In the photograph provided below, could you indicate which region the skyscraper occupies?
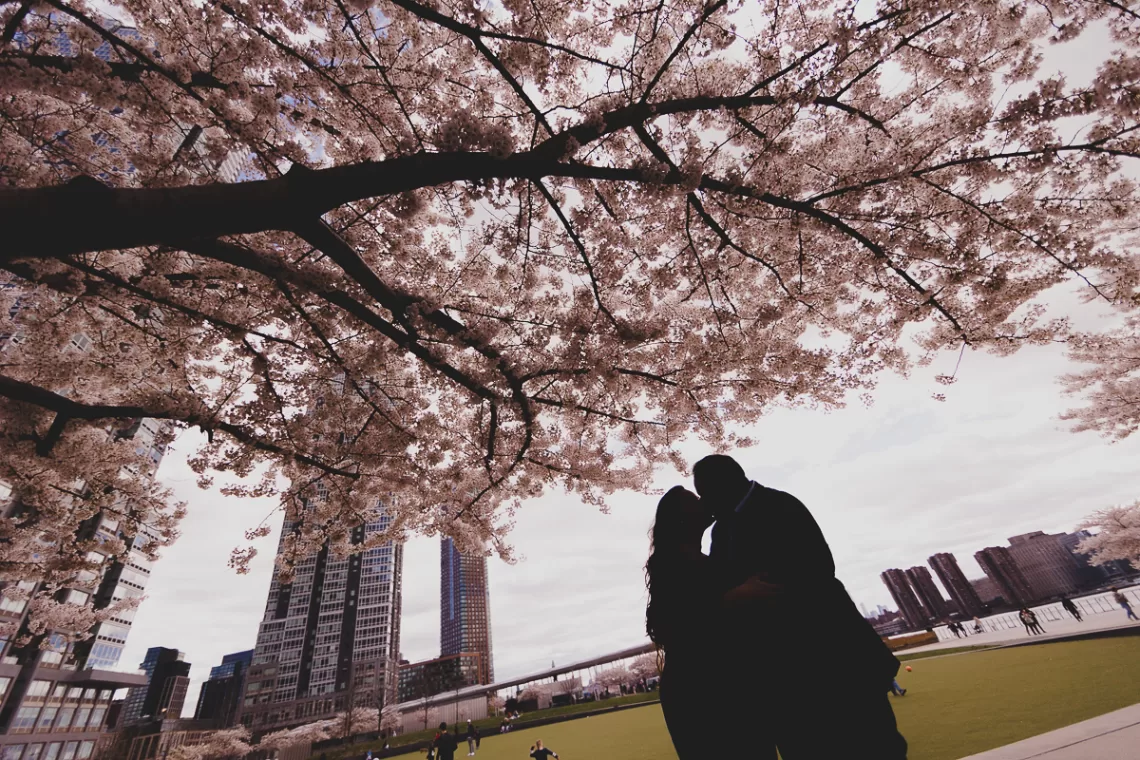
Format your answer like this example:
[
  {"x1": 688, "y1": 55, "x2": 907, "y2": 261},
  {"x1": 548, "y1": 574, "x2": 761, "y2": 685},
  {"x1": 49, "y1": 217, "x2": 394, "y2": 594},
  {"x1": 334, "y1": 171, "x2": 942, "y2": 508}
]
[
  {"x1": 1061, "y1": 531, "x2": 1136, "y2": 585},
  {"x1": 929, "y1": 553, "x2": 986, "y2": 619},
  {"x1": 239, "y1": 508, "x2": 403, "y2": 733},
  {"x1": 441, "y1": 538, "x2": 494, "y2": 684},
  {"x1": 905, "y1": 566, "x2": 949, "y2": 621},
  {"x1": 121, "y1": 648, "x2": 192, "y2": 725},
  {"x1": 975, "y1": 546, "x2": 1035, "y2": 606},
  {"x1": 1007, "y1": 532, "x2": 1083, "y2": 600},
  {"x1": 194, "y1": 650, "x2": 254, "y2": 728},
  {"x1": 880, "y1": 569, "x2": 929, "y2": 630}
]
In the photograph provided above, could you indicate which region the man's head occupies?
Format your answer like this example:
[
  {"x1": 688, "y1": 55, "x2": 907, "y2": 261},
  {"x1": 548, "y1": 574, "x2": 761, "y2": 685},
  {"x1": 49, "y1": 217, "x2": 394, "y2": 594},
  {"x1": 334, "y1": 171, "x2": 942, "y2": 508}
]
[
  {"x1": 692, "y1": 454, "x2": 750, "y2": 519},
  {"x1": 535, "y1": 739, "x2": 544, "y2": 748},
  {"x1": 439, "y1": 722, "x2": 448, "y2": 732}
]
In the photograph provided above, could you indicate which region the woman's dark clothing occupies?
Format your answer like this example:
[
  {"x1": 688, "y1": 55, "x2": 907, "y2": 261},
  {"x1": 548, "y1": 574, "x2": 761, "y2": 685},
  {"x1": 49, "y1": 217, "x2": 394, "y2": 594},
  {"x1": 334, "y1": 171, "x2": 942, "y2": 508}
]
[{"x1": 653, "y1": 552, "x2": 772, "y2": 759}]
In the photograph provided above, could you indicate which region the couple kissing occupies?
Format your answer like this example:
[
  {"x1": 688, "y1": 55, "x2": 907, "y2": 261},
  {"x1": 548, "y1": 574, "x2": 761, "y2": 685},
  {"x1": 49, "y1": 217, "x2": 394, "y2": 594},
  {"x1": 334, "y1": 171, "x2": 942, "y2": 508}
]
[{"x1": 645, "y1": 455, "x2": 908, "y2": 760}]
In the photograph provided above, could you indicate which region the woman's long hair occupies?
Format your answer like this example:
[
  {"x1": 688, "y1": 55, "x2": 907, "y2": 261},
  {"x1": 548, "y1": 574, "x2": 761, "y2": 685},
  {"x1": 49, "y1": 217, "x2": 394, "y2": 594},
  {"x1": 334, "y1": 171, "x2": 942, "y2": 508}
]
[{"x1": 645, "y1": 486, "x2": 697, "y2": 650}]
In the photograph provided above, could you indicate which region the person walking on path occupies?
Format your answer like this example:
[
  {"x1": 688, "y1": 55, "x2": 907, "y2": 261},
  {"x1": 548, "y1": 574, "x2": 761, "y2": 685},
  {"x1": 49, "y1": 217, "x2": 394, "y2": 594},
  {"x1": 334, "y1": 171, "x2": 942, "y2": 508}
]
[
  {"x1": 693, "y1": 454, "x2": 906, "y2": 760},
  {"x1": 1019, "y1": 608, "x2": 1036, "y2": 635},
  {"x1": 1112, "y1": 588, "x2": 1139, "y2": 621},
  {"x1": 1060, "y1": 596, "x2": 1083, "y2": 622},
  {"x1": 973, "y1": 617, "x2": 984, "y2": 634},
  {"x1": 889, "y1": 680, "x2": 907, "y2": 697},
  {"x1": 529, "y1": 740, "x2": 559, "y2": 759},
  {"x1": 465, "y1": 720, "x2": 480, "y2": 756}
]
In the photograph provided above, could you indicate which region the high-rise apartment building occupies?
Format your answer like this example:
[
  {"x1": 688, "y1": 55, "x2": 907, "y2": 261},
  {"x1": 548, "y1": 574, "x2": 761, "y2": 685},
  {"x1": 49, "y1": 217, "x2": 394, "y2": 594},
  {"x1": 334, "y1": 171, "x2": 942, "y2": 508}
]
[
  {"x1": 1006, "y1": 532, "x2": 1083, "y2": 600},
  {"x1": 121, "y1": 648, "x2": 191, "y2": 725},
  {"x1": 971, "y1": 576, "x2": 1004, "y2": 606},
  {"x1": 397, "y1": 653, "x2": 485, "y2": 704},
  {"x1": 0, "y1": 412, "x2": 168, "y2": 758},
  {"x1": 975, "y1": 546, "x2": 1035, "y2": 606},
  {"x1": 194, "y1": 650, "x2": 253, "y2": 728},
  {"x1": 441, "y1": 539, "x2": 494, "y2": 684},
  {"x1": 1061, "y1": 531, "x2": 1136, "y2": 586},
  {"x1": 880, "y1": 569, "x2": 929, "y2": 630},
  {"x1": 239, "y1": 507, "x2": 403, "y2": 733},
  {"x1": 929, "y1": 553, "x2": 986, "y2": 619},
  {"x1": 905, "y1": 566, "x2": 949, "y2": 621}
]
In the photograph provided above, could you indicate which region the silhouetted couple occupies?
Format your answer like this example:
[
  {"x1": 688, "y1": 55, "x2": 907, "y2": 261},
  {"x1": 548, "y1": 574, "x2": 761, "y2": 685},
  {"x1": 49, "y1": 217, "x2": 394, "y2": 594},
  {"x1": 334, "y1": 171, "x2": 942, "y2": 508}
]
[{"x1": 645, "y1": 455, "x2": 907, "y2": 759}]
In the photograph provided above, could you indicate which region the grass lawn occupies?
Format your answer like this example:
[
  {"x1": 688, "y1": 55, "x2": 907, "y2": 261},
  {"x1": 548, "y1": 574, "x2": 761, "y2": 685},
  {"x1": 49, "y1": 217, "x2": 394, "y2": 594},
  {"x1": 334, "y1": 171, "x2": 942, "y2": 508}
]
[{"x1": 376, "y1": 636, "x2": 1140, "y2": 760}]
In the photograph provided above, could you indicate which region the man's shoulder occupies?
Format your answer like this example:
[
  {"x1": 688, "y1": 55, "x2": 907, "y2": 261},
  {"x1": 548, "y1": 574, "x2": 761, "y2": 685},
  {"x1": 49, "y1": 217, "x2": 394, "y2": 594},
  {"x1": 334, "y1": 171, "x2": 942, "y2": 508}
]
[{"x1": 745, "y1": 485, "x2": 808, "y2": 512}]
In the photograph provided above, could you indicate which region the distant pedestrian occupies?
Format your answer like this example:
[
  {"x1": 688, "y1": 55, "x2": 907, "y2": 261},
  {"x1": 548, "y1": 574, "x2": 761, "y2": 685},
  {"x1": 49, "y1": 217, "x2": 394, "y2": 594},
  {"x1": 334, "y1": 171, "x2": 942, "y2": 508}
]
[
  {"x1": 431, "y1": 722, "x2": 460, "y2": 760},
  {"x1": 1027, "y1": 609, "x2": 1045, "y2": 635},
  {"x1": 466, "y1": 719, "x2": 480, "y2": 756},
  {"x1": 530, "y1": 739, "x2": 559, "y2": 759},
  {"x1": 949, "y1": 622, "x2": 961, "y2": 639},
  {"x1": 1019, "y1": 608, "x2": 1038, "y2": 635},
  {"x1": 1060, "y1": 596, "x2": 1083, "y2": 622},
  {"x1": 1112, "y1": 588, "x2": 1139, "y2": 621},
  {"x1": 889, "y1": 680, "x2": 907, "y2": 697},
  {"x1": 973, "y1": 617, "x2": 983, "y2": 634}
]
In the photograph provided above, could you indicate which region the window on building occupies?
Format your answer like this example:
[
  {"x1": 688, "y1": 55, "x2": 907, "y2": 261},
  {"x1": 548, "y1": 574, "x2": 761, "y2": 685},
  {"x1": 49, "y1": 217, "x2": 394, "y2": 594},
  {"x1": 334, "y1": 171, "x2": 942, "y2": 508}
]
[
  {"x1": 1, "y1": 745, "x2": 26, "y2": 760},
  {"x1": 0, "y1": 677, "x2": 11, "y2": 698},
  {"x1": 42, "y1": 745, "x2": 61, "y2": 760},
  {"x1": 75, "y1": 744, "x2": 93, "y2": 760},
  {"x1": 72, "y1": 708, "x2": 90, "y2": 730},
  {"x1": 59, "y1": 743, "x2": 77, "y2": 760},
  {"x1": 54, "y1": 707, "x2": 75, "y2": 731},
  {"x1": 22, "y1": 745, "x2": 44, "y2": 760},
  {"x1": 26, "y1": 681, "x2": 52, "y2": 698},
  {"x1": 87, "y1": 707, "x2": 105, "y2": 731},
  {"x1": 36, "y1": 707, "x2": 58, "y2": 732},
  {"x1": 12, "y1": 705, "x2": 41, "y2": 732}
]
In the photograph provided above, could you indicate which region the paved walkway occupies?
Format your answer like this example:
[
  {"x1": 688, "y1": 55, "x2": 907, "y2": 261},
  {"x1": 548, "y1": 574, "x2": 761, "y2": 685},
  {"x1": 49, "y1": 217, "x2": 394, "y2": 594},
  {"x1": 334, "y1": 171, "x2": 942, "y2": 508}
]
[
  {"x1": 901, "y1": 586, "x2": 1140, "y2": 656},
  {"x1": 960, "y1": 703, "x2": 1140, "y2": 759}
]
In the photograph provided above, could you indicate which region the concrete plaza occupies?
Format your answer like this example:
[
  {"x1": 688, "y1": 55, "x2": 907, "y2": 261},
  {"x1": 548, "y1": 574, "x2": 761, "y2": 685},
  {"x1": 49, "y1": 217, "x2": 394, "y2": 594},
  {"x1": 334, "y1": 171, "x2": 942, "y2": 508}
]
[
  {"x1": 960, "y1": 702, "x2": 1140, "y2": 759},
  {"x1": 904, "y1": 586, "x2": 1140, "y2": 656}
]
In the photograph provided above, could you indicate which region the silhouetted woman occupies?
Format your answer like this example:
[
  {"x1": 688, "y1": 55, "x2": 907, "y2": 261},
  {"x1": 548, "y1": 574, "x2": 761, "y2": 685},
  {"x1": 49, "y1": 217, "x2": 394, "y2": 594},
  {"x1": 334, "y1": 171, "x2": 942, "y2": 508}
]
[{"x1": 646, "y1": 486, "x2": 775, "y2": 760}]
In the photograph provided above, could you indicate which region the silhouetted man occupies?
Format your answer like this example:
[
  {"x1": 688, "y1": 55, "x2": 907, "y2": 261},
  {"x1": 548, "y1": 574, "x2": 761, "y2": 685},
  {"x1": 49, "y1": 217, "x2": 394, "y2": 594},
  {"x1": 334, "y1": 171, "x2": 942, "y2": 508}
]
[{"x1": 693, "y1": 454, "x2": 907, "y2": 759}]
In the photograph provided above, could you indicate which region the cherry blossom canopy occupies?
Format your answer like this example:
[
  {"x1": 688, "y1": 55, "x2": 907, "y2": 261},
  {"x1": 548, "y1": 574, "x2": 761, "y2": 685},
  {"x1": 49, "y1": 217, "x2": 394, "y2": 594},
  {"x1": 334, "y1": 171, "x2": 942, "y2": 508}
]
[{"x1": 1, "y1": 0, "x2": 1138, "y2": 614}]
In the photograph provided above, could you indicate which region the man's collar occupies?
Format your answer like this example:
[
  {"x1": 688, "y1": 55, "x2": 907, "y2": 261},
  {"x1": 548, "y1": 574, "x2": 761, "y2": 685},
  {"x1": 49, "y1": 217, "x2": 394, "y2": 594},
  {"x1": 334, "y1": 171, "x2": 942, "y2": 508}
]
[{"x1": 733, "y1": 481, "x2": 757, "y2": 513}]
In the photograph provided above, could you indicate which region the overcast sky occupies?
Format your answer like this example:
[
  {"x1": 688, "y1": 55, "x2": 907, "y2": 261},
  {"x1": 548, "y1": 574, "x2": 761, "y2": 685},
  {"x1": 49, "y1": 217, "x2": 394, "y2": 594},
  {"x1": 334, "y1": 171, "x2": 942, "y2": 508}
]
[{"x1": 118, "y1": 286, "x2": 1140, "y2": 716}]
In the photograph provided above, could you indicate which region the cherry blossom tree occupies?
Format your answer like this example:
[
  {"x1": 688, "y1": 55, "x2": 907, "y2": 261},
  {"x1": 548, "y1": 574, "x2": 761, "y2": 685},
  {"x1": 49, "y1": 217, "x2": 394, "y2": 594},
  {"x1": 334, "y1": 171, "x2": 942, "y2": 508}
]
[
  {"x1": 2, "y1": 0, "x2": 1140, "y2": 626},
  {"x1": 1062, "y1": 314, "x2": 1140, "y2": 440},
  {"x1": 1079, "y1": 501, "x2": 1140, "y2": 566},
  {"x1": 166, "y1": 727, "x2": 252, "y2": 760},
  {"x1": 628, "y1": 653, "x2": 659, "y2": 682},
  {"x1": 590, "y1": 666, "x2": 632, "y2": 691}
]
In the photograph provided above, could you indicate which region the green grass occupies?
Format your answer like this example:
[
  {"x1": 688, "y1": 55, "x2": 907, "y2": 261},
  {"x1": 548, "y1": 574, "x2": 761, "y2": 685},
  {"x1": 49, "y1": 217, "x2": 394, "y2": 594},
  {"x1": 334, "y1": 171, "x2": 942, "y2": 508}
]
[
  {"x1": 313, "y1": 692, "x2": 659, "y2": 759},
  {"x1": 338, "y1": 636, "x2": 1140, "y2": 760}
]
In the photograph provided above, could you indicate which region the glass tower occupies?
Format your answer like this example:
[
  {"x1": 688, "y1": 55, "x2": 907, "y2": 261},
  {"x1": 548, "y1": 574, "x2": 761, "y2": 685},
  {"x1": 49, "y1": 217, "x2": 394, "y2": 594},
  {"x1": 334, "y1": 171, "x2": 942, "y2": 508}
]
[{"x1": 440, "y1": 539, "x2": 494, "y2": 684}]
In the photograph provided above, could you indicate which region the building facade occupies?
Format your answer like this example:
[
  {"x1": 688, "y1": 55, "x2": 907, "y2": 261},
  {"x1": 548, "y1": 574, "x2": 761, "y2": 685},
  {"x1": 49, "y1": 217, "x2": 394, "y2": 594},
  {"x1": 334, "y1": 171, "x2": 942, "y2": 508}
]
[
  {"x1": 440, "y1": 539, "x2": 494, "y2": 684},
  {"x1": 928, "y1": 553, "x2": 986, "y2": 619},
  {"x1": 397, "y1": 653, "x2": 484, "y2": 704},
  {"x1": 194, "y1": 650, "x2": 253, "y2": 728},
  {"x1": 1061, "y1": 531, "x2": 1136, "y2": 586},
  {"x1": 905, "y1": 566, "x2": 949, "y2": 621},
  {"x1": 239, "y1": 506, "x2": 403, "y2": 734},
  {"x1": 120, "y1": 648, "x2": 190, "y2": 726},
  {"x1": 970, "y1": 576, "x2": 1005, "y2": 606},
  {"x1": 975, "y1": 546, "x2": 1035, "y2": 607},
  {"x1": 0, "y1": 415, "x2": 167, "y2": 758},
  {"x1": 880, "y1": 569, "x2": 929, "y2": 630},
  {"x1": 1006, "y1": 532, "x2": 1083, "y2": 601}
]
